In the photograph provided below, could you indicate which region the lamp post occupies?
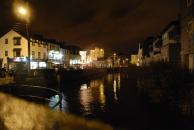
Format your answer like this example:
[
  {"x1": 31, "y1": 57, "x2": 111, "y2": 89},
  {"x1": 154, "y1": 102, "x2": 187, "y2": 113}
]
[{"x1": 16, "y1": 5, "x2": 31, "y2": 73}]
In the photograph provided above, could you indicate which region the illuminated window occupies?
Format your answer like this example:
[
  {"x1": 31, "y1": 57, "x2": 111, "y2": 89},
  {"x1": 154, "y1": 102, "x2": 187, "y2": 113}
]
[
  {"x1": 187, "y1": 0, "x2": 192, "y2": 7},
  {"x1": 5, "y1": 51, "x2": 8, "y2": 56},
  {"x1": 5, "y1": 39, "x2": 8, "y2": 44},
  {"x1": 32, "y1": 51, "x2": 35, "y2": 59},
  {"x1": 38, "y1": 52, "x2": 41, "y2": 59},
  {"x1": 13, "y1": 37, "x2": 21, "y2": 45}
]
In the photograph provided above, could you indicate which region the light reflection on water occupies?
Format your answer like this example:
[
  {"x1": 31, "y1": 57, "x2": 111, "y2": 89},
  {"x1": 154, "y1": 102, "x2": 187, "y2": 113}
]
[
  {"x1": 62, "y1": 73, "x2": 138, "y2": 128},
  {"x1": 77, "y1": 73, "x2": 121, "y2": 115}
]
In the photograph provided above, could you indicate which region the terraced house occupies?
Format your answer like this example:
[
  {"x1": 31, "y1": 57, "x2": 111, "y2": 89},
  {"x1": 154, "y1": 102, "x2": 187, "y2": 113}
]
[
  {"x1": 0, "y1": 30, "x2": 73, "y2": 70},
  {"x1": 180, "y1": 0, "x2": 194, "y2": 70}
]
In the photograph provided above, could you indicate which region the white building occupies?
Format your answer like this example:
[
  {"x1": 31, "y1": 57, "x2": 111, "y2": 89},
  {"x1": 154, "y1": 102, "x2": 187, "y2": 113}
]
[
  {"x1": 0, "y1": 30, "x2": 69, "y2": 70},
  {"x1": 0, "y1": 30, "x2": 48, "y2": 70}
]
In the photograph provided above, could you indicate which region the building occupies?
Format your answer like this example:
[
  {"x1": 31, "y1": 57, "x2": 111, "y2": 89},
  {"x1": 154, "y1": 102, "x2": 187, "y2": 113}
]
[
  {"x1": 0, "y1": 30, "x2": 48, "y2": 70},
  {"x1": 137, "y1": 43, "x2": 143, "y2": 66},
  {"x1": 130, "y1": 54, "x2": 138, "y2": 65},
  {"x1": 161, "y1": 21, "x2": 180, "y2": 65},
  {"x1": 0, "y1": 30, "x2": 77, "y2": 70},
  {"x1": 151, "y1": 36, "x2": 163, "y2": 63},
  {"x1": 89, "y1": 47, "x2": 104, "y2": 62},
  {"x1": 66, "y1": 45, "x2": 81, "y2": 68},
  {"x1": 60, "y1": 43, "x2": 70, "y2": 68},
  {"x1": 180, "y1": 0, "x2": 194, "y2": 70},
  {"x1": 142, "y1": 37, "x2": 155, "y2": 65},
  {"x1": 30, "y1": 34, "x2": 48, "y2": 69}
]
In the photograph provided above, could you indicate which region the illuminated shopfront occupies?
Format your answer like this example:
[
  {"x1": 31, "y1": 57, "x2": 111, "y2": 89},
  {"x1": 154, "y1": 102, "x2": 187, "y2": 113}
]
[
  {"x1": 30, "y1": 61, "x2": 47, "y2": 69},
  {"x1": 47, "y1": 50, "x2": 63, "y2": 68}
]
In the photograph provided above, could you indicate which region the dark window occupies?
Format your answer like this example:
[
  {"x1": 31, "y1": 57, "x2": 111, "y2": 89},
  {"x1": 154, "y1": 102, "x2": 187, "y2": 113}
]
[
  {"x1": 32, "y1": 51, "x2": 35, "y2": 59},
  {"x1": 5, "y1": 39, "x2": 8, "y2": 44},
  {"x1": 13, "y1": 37, "x2": 21, "y2": 45},
  {"x1": 43, "y1": 43, "x2": 46, "y2": 48},
  {"x1": 5, "y1": 51, "x2": 8, "y2": 56},
  {"x1": 38, "y1": 52, "x2": 41, "y2": 59},
  {"x1": 13, "y1": 49, "x2": 21, "y2": 57},
  {"x1": 187, "y1": 0, "x2": 192, "y2": 7},
  {"x1": 43, "y1": 52, "x2": 46, "y2": 59},
  {"x1": 38, "y1": 41, "x2": 41, "y2": 47},
  {"x1": 31, "y1": 40, "x2": 35, "y2": 46},
  {"x1": 187, "y1": 21, "x2": 193, "y2": 34}
]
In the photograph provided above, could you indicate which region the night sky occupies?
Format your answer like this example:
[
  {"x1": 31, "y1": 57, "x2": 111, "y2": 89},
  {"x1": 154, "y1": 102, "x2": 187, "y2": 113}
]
[{"x1": 0, "y1": 0, "x2": 179, "y2": 55}]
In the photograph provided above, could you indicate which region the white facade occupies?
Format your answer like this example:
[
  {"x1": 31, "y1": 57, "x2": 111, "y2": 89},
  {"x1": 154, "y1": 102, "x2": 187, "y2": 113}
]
[
  {"x1": 0, "y1": 30, "x2": 30, "y2": 69},
  {"x1": 0, "y1": 30, "x2": 70, "y2": 70}
]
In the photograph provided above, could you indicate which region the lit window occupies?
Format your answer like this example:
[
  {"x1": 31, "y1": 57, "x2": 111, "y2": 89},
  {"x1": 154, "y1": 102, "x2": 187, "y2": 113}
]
[
  {"x1": 13, "y1": 37, "x2": 21, "y2": 45},
  {"x1": 187, "y1": 0, "x2": 192, "y2": 7},
  {"x1": 5, "y1": 51, "x2": 8, "y2": 56},
  {"x1": 5, "y1": 39, "x2": 8, "y2": 44}
]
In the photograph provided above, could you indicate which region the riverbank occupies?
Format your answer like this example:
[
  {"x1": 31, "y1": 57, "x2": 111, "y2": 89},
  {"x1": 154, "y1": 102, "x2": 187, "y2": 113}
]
[{"x1": 137, "y1": 62, "x2": 194, "y2": 118}]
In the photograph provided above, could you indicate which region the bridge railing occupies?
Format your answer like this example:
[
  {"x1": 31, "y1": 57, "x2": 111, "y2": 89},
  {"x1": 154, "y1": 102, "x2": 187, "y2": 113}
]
[{"x1": 0, "y1": 84, "x2": 62, "y2": 110}]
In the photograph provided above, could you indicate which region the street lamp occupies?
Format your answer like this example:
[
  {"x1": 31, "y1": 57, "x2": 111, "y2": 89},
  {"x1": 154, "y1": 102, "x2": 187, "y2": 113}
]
[
  {"x1": 15, "y1": 4, "x2": 31, "y2": 73},
  {"x1": 18, "y1": 7, "x2": 27, "y2": 15}
]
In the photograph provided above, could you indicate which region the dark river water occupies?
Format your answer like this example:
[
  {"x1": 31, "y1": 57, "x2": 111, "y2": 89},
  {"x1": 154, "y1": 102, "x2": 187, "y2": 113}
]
[{"x1": 56, "y1": 73, "x2": 192, "y2": 130}]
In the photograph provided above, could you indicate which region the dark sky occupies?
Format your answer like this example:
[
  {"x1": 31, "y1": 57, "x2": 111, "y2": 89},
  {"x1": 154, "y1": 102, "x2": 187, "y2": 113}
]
[{"x1": 0, "y1": 0, "x2": 179, "y2": 54}]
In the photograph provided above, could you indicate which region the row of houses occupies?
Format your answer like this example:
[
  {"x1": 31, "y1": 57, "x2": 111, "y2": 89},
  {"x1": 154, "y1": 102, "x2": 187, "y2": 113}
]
[
  {"x1": 0, "y1": 29, "x2": 81, "y2": 70},
  {"x1": 131, "y1": 0, "x2": 194, "y2": 71},
  {"x1": 131, "y1": 21, "x2": 180, "y2": 67}
]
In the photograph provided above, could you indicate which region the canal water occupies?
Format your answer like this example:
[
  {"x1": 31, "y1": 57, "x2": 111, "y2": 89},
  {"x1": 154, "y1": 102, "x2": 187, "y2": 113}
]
[{"x1": 59, "y1": 72, "x2": 193, "y2": 130}]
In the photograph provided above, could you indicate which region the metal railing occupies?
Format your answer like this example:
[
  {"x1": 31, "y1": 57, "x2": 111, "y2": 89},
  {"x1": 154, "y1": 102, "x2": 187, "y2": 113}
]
[{"x1": 0, "y1": 84, "x2": 62, "y2": 110}]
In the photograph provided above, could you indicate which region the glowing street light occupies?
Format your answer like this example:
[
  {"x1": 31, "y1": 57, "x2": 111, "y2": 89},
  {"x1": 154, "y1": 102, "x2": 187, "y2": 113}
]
[
  {"x1": 14, "y1": 3, "x2": 31, "y2": 73},
  {"x1": 18, "y1": 6, "x2": 27, "y2": 15}
]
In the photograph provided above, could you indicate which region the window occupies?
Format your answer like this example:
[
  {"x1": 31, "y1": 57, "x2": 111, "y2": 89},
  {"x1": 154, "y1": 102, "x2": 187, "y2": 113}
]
[
  {"x1": 187, "y1": 0, "x2": 192, "y2": 7},
  {"x1": 32, "y1": 51, "x2": 35, "y2": 59},
  {"x1": 43, "y1": 52, "x2": 46, "y2": 59},
  {"x1": 5, "y1": 39, "x2": 8, "y2": 44},
  {"x1": 38, "y1": 41, "x2": 41, "y2": 47},
  {"x1": 13, "y1": 49, "x2": 21, "y2": 57},
  {"x1": 38, "y1": 52, "x2": 41, "y2": 59},
  {"x1": 43, "y1": 43, "x2": 46, "y2": 48},
  {"x1": 31, "y1": 40, "x2": 35, "y2": 46},
  {"x1": 5, "y1": 51, "x2": 8, "y2": 57},
  {"x1": 13, "y1": 37, "x2": 21, "y2": 45},
  {"x1": 187, "y1": 20, "x2": 193, "y2": 34}
]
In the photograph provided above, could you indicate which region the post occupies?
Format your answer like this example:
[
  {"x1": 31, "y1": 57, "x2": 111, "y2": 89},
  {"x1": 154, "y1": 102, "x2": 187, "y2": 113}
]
[{"x1": 26, "y1": 23, "x2": 31, "y2": 74}]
